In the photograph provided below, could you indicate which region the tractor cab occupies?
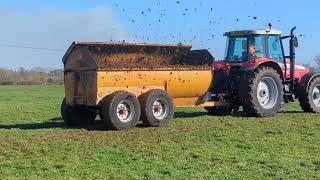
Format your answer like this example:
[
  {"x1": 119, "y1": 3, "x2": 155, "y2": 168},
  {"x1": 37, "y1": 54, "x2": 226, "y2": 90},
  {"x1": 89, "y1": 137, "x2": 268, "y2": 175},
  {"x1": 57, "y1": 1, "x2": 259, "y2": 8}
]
[{"x1": 224, "y1": 29, "x2": 284, "y2": 63}]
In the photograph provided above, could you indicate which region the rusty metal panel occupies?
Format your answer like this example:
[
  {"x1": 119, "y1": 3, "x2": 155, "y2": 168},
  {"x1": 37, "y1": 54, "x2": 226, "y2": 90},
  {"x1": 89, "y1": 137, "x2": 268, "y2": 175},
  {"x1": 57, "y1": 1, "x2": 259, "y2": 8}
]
[
  {"x1": 64, "y1": 48, "x2": 98, "y2": 72},
  {"x1": 64, "y1": 71, "x2": 97, "y2": 106}
]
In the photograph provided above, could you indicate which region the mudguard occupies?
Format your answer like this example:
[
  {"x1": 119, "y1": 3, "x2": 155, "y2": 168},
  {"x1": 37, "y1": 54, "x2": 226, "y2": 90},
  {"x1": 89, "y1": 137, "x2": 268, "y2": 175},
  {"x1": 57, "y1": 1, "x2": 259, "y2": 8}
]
[
  {"x1": 298, "y1": 70, "x2": 320, "y2": 89},
  {"x1": 297, "y1": 70, "x2": 320, "y2": 96}
]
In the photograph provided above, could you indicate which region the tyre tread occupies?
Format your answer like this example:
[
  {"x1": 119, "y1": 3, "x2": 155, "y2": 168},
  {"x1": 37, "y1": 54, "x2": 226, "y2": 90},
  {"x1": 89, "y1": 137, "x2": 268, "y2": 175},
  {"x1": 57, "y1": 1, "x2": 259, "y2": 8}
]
[{"x1": 240, "y1": 67, "x2": 284, "y2": 117}]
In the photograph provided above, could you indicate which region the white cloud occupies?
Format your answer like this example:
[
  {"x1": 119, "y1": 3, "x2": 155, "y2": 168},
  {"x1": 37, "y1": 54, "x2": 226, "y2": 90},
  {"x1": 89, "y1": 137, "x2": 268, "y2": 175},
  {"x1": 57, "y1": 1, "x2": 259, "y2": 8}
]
[{"x1": 0, "y1": 7, "x2": 131, "y2": 69}]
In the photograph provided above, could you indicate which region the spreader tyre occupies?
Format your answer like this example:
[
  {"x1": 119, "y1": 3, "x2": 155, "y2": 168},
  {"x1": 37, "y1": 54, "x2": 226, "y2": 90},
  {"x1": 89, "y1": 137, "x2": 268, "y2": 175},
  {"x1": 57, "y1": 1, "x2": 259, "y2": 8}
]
[
  {"x1": 99, "y1": 91, "x2": 141, "y2": 130},
  {"x1": 240, "y1": 67, "x2": 284, "y2": 117},
  {"x1": 139, "y1": 90, "x2": 174, "y2": 127},
  {"x1": 61, "y1": 98, "x2": 97, "y2": 126},
  {"x1": 299, "y1": 77, "x2": 320, "y2": 113}
]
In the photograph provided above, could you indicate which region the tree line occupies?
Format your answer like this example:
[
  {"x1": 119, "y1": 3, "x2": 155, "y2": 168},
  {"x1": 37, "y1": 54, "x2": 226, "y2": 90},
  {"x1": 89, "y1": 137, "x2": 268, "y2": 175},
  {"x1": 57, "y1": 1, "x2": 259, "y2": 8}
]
[{"x1": 0, "y1": 67, "x2": 63, "y2": 85}]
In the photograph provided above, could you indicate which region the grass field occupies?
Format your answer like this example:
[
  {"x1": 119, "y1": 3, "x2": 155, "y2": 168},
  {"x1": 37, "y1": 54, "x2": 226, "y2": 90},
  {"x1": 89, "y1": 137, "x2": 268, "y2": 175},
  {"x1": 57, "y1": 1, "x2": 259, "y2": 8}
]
[{"x1": 0, "y1": 85, "x2": 319, "y2": 179}]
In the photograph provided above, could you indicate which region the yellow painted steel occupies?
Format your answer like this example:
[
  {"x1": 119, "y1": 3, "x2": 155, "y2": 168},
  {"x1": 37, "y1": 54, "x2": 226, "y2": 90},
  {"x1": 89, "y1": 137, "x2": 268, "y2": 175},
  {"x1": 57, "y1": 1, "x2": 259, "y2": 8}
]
[{"x1": 96, "y1": 70, "x2": 213, "y2": 107}]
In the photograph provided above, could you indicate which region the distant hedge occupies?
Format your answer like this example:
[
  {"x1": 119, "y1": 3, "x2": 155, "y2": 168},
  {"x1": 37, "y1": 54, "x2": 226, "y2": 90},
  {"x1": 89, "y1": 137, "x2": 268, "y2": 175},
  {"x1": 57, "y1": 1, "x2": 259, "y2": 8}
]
[{"x1": 0, "y1": 67, "x2": 63, "y2": 85}]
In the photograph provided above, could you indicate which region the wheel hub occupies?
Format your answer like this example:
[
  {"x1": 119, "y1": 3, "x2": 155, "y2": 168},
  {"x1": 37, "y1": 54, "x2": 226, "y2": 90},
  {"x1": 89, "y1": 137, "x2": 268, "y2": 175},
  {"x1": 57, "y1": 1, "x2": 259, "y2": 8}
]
[
  {"x1": 257, "y1": 77, "x2": 278, "y2": 109},
  {"x1": 152, "y1": 98, "x2": 169, "y2": 120},
  {"x1": 117, "y1": 100, "x2": 135, "y2": 123},
  {"x1": 312, "y1": 85, "x2": 320, "y2": 107},
  {"x1": 259, "y1": 90, "x2": 267, "y2": 98}
]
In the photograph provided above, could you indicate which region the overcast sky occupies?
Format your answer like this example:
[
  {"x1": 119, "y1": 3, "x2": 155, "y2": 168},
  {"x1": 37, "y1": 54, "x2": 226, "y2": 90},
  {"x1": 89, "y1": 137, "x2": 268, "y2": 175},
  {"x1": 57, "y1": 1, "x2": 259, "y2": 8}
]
[{"x1": 0, "y1": 0, "x2": 319, "y2": 69}]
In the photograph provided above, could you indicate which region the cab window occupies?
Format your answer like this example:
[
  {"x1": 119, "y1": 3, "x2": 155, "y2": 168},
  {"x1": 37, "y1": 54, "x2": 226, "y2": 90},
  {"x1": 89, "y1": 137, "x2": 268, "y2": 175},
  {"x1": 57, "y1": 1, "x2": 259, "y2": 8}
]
[
  {"x1": 248, "y1": 36, "x2": 267, "y2": 60},
  {"x1": 268, "y1": 35, "x2": 284, "y2": 62},
  {"x1": 226, "y1": 37, "x2": 248, "y2": 62}
]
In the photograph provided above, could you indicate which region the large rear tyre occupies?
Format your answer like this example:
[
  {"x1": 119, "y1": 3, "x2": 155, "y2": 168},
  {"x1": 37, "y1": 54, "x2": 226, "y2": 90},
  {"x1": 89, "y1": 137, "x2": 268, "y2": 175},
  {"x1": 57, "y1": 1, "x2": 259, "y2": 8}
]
[
  {"x1": 99, "y1": 91, "x2": 141, "y2": 130},
  {"x1": 205, "y1": 106, "x2": 232, "y2": 116},
  {"x1": 61, "y1": 98, "x2": 97, "y2": 126},
  {"x1": 240, "y1": 67, "x2": 284, "y2": 117},
  {"x1": 139, "y1": 90, "x2": 174, "y2": 127},
  {"x1": 299, "y1": 77, "x2": 320, "y2": 113}
]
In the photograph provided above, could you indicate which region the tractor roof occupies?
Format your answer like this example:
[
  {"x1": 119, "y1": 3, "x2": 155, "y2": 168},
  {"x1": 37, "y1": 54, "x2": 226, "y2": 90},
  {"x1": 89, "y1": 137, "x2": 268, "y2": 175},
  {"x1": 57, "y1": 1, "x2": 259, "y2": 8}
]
[{"x1": 224, "y1": 29, "x2": 282, "y2": 36}]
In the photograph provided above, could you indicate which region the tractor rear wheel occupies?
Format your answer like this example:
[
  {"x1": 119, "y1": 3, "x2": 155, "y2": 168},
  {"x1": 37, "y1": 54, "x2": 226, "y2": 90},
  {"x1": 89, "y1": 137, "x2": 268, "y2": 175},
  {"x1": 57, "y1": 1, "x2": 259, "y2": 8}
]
[
  {"x1": 205, "y1": 106, "x2": 232, "y2": 116},
  {"x1": 299, "y1": 77, "x2": 320, "y2": 113},
  {"x1": 240, "y1": 67, "x2": 284, "y2": 117},
  {"x1": 61, "y1": 98, "x2": 97, "y2": 126},
  {"x1": 139, "y1": 90, "x2": 174, "y2": 127},
  {"x1": 99, "y1": 91, "x2": 141, "y2": 130}
]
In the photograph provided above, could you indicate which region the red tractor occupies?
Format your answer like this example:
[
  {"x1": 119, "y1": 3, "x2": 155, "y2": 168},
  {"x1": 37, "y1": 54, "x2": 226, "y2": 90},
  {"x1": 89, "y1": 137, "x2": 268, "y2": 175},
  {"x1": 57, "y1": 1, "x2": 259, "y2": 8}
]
[{"x1": 208, "y1": 27, "x2": 320, "y2": 117}]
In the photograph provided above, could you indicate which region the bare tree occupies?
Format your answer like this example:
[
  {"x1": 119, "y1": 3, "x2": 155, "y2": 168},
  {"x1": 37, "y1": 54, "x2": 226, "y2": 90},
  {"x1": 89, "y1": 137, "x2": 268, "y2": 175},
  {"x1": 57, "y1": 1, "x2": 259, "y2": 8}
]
[{"x1": 315, "y1": 55, "x2": 320, "y2": 67}]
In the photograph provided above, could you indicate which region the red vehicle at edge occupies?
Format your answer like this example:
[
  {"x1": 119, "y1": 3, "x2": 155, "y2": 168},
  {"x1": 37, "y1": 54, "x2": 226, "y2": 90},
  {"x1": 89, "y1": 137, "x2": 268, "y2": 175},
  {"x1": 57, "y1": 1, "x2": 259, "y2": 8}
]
[{"x1": 206, "y1": 27, "x2": 320, "y2": 117}]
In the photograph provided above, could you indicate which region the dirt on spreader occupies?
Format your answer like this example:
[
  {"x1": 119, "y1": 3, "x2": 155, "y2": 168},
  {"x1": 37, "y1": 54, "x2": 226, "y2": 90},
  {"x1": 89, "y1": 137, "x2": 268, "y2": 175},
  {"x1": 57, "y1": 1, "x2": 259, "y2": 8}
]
[
  {"x1": 70, "y1": 43, "x2": 215, "y2": 70},
  {"x1": 95, "y1": 52, "x2": 178, "y2": 70}
]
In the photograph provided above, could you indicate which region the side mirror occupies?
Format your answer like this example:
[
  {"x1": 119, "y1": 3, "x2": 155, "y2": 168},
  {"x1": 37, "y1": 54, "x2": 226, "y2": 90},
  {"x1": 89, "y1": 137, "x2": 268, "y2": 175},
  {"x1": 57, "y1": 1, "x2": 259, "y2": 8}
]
[
  {"x1": 293, "y1": 36, "x2": 299, "y2": 47},
  {"x1": 290, "y1": 27, "x2": 298, "y2": 47}
]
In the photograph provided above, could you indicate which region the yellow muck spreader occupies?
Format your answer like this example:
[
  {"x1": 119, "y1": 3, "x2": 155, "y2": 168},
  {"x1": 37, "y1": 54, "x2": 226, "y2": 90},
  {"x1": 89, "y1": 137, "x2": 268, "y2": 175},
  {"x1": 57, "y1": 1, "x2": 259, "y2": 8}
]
[{"x1": 61, "y1": 42, "x2": 225, "y2": 130}]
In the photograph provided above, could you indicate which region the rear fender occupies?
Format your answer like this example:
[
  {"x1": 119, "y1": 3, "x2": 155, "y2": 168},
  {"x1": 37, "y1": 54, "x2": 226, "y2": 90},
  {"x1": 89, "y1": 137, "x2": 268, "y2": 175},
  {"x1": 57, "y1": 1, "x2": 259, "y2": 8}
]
[
  {"x1": 297, "y1": 71, "x2": 320, "y2": 92},
  {"x1": 244, "y1": 60, "x2": 284, "y2": 80}
]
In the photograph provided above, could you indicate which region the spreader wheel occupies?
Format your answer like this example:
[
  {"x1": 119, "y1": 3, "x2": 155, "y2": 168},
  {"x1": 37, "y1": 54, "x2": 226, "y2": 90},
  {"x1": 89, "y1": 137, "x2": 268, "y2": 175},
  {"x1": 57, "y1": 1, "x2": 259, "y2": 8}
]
[
  {"x1": 99, "y1": 91, "x2": 141, "y2": 130},
  {"x1": 139, "y1": 90, "x2": 174, "y2": 127},
  {"x1": 61, "y1": 98, "x2": 96, "y2": 126}
]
